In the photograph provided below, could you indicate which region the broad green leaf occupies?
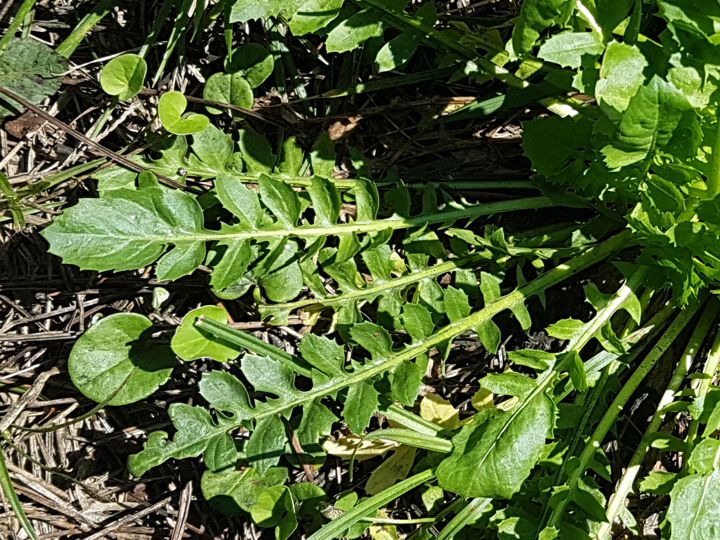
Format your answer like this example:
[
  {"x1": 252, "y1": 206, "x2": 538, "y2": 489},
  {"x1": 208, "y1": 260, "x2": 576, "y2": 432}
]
[
  {"x1": 668, "y1": 469, "x2": 720, "y2": 540},
  {"x1": 201, "y1": 467, "x2": 288, "y2": 514},
  {"x1": 640, "y1": 471, "x2": 678, "y2": 495},
  {"x1": 326, "y1": 9, "x2": 384, "y2": 54},
  {"x1": 199, "y1": 370, "x2": 252, "y2": 412},
  {"x1": 158, "y1": 91, "x2": 210, "y2": 135},
  {"x1": 289, "y1": 0, "x2": 345, "y2": 36},
  {"x1": 375, "y1": 33, "x2": 418, "y2": 72},
  {"x1": 259, "y1": 240, "x2": 304, "y2": 302},
  {"x1": 258, "y1": 175, "x2": 300, "y2": 227},
  {"x1": 246, "y1": 416, "x2": 287, "y2": 473},
  {"x1": 308, "y1": 176, "x2": 341, "y2": 226},
  {"x1": 507, "y1": 349, "x2": 555, "y2": 370},
  {"x1": 480, "y1": 372, "x2": 537, "y2": 398},
  {"x1": 211, "y1": 239, "x2": 253, "y2": 291},
  {"x1": 298, "y1": 334, "x2": 345, "y2": 377},
  {"x1": 547, "y1": 318, "x2": 585, "y2": 340},
  {"x1": 444, "y1": 286, "x2": 471, "y2": 322},
  {"x1": 351, "y1": 322, "x2": 393, "y2": 360},
  {"x1": 401, "y1": 304, "x2": 435, "y2": 343},
  {"x1": 229, "y1": 0, "x2": 285, "y2": 23},
  {"x1": 278, "y1": 136, "x2": 304, "y2": 176},
  {"x1": 203, "y1": 72, "x2": 253, "y2": 114},
  {"x1": 0, "y1": 39, "x2": 66, "y2": 119},
  {"x1": 311, "y1": 133, "x2": 336, "y2": 178},
  {"x1": 596, "y1": 41, "x2": 647, "y2": 113},
  {"x1": 239, "y1": 128, "x2": 276, "y2": 172},
  {"x1": 392, "y1": 361, "x2": 423, "y2": 406},
  {"x1": 512, "y1": 0, "x2": 576, "y2": 54},
  {"x1": 171, "y1": 306, "x2": 240, "y2": 362},
  {"x1": 214, "y1": 175, "x2": 265, "y2": 229},
  {"x1": 687, "y1": 439, "x2": 720, "y2": 474},
  {"x1": 345, "y1": 381, "x2": 379, "y2": 434},
  {"x1": 227, "y1": 43, "x2": 274, "y2": 88},
  {"x1": 68, "y1": 313, "x2": 175, "y2": 405},
  {"x1": 522, "y1": 116, "x2": 593, "y2": 177},
  {"x1": 156, "y1": 241, "x2": 205, "y2": 281},
  {"x1": 100, "y1": 53, "x2": 147, "y2": 100},
  {"x1": 436, "y1": 392, "x2": 556, "y2": 499},
  {"x1": 537, "y1": 32, "x2": 604, "y2": 68},
  {"x1": 251, "y1": 486, "x2": 298, "y2": 540},
  {"x1": 602, "y1": 77, "x2": 692, "y2": 169}
]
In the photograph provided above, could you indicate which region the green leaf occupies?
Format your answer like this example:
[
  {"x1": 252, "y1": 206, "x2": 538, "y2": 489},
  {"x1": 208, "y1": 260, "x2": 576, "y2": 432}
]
[
  {"x1": 251, "y1": 486, "x2": 298, "y2": 540},
  {"x1": 602, "y1": 76, "x2": 692, "y2": 169},
  {"x1": 546, "y1": 318, "x2": 585, "y2": 340},
  {"x1": 522, "y1": 116, "x2": 593, "y2": 177},
  {"x1": 239, "y1": 128, "x2": 276, "y2": 173},
  {"x1": 227, "y1": 43, "x2": 275, "y2": 88},
  {"x1": 596, "y1": 41, "x2": 647, "y2": 113},
  {"x1": 351, "y1": 322, "x2": 393, "y2": 360},
  {"x1": 392, "y1": 361, "x2": 423, "y2": 406},
  {"x1": 43, "y1": 187, "x2": 204, "y2": 272},
  {"x1": 480, "y1": 372, "x2": 537, "y2": 398},
  {"x1": 376, "y1": 33, "x2": 419, "y2": 72},
  {"x1": 436, "y1": 392, "x2": 556, "y2": 499},
  {"x1": 444, "y1": 286, "x2": 471, "y2": 322},
  {"x1": 211, "y1": 239, "x2": 253, "y2": 291},
  {"x1": 215, "y1": 175, "x2": 265, "y2": 229},
  {"x1": 258, "y1": 175, "x2": 300, "y2": 228},
  {"x1": 246, "y1": 416, "x2": 287, "y2": 473},
  {"x1": 156, "y1": 241, "x2": 205, "y2": 281},
  {"x1": 298, "y1": 334, "x2": 345, "y2": 377},
  {"x1": 687, "y1": 439, "x2": 720, "y2": 474},
  {"x1": 537, "y1": 32, "x2": 604, "y2": 68},
  {"x1": 259, "y1": 240, "x2": 304, "y2": 302},
  {"x1": 171, "y1": 306, "x2": 240, "y2": 362},
  {"x1": 640, "y1": 470, "x2": 678, "y2": 495},
  {"x1": 345, "y1": 381, "x2": 379, "y2": 434},
  {"x1": 158, "y1": 91, "x2": 210, "y2": 135},
  {"x1": 100, "y1": 53, "x2": 147, "y2": 100},
  {"x1": 201, "y1": 467, "x2": 288, "y2": 514},
  {"x1": 289, "y1": 0, "x2": 345, "y2": 36},
  {"x1": 308, "y1": 176, "x2": 341, "y2": 226},
  {"x1": 203, "y1": 72, "x2": 253, "y2": 114},
  {"x1": 507, "y1": 349, "x2": 555, "y2": 370},
  {"x1": 0, "y1": 39, "x2": 65, "y2": 119},
  {"x1": 668, "y1": 469, "x2": 720, "y2": 540},
  {"x1": 512, "y1": 0, "x2": 575, "y2": 54},
  {"x1": 229, "y1": 0, "x2": 285, "y2": 23},
  {"x1": 278, "y1": 136, "x2": 304, "y2": 176},
  {"x1": 326, "y1": 9, "x2": 384, "y2": 54},
  {"x1": 68, "y1": 313, "x2": 175, "y2": 406}
]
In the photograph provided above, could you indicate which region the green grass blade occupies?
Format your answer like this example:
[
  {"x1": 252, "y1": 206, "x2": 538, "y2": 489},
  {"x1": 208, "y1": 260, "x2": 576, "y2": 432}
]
[{"x1": 0, "y1": 446, "x2": 38, "y2": 540}]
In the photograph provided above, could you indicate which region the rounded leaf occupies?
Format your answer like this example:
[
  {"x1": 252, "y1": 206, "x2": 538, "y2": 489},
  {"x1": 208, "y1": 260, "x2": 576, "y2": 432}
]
[
  {"x1": 203, "y1": 72, "x2": 254, "y2": 114},
  {"x1": 158, "y1": 91, "x2": 209, "y2": 135},
  {"x1": 171, "y1": 306, "x2": 240, "y2": 362},
  {"x1": 100, "y1": 53, "x2": 147, "y2": 100},
  {"x1": 227, "y1": 43, "x2": 274, "y2": 88},
  {"x1": 69, "y1": 313, "x2": 175, "y2": 406}
]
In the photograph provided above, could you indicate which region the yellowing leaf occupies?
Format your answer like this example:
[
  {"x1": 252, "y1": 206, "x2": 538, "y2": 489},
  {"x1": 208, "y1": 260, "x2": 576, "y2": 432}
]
[
  {"x1": 323, "y1": 435, "x2": 397, "y2": 461},
  {"x1": 420, "y1": 394, "x2": 460, "y2": 430},
  {"x1": 365, "y1": 446, "x2": 417, "y2": 495},
  {"x1": 471, "y1": 388, "x2": 495, "y2": 411}
]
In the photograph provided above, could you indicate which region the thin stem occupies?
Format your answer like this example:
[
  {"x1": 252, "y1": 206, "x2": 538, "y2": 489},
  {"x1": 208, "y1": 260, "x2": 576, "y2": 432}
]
[
  {"x1": 436, "y1": 497, "x2": 493, "y2": 540},
  {"x1": 708, "y1": 117, "x2": 720, "y2": 198},
  {"x1": 686, "y1": 312, "x2": 720, "y2": 446},
  {"x1": 56, "y1": 0, "x2": 117, "y2": 58},
  {"x1": 546, "y1": 302, "x2": 703, "y2": 529},
  {"x1": 307, "y1": 470, "x2": 435, "y2": 540},
  {"x1": 0, "y1": 0, "x2": 37, "y2": 52},
  {"x1": 0, "y1": 444, "x2": 38, "y2": 539},
  {"x1": 599, "y1": 299, "x2": 720, "y2": 540}
]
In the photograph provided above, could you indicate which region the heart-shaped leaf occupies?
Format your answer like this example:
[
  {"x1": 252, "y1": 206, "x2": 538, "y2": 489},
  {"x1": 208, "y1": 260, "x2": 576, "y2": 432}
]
[
  {"x1": 158, "y1": 91, "x2": 209, "y2": 135},
  {"x1": 100, "y1": 53, "x2": 147, "y2": 100},
  {"x1": 226, "y1": 43, "x2": 275, "y2": 88},
  {"x1": 68, "y1": 313, "x2": 175, "y2": 405},
  {"x1": 203, "y1": 72, "x2": 254, "y2": 114}
]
